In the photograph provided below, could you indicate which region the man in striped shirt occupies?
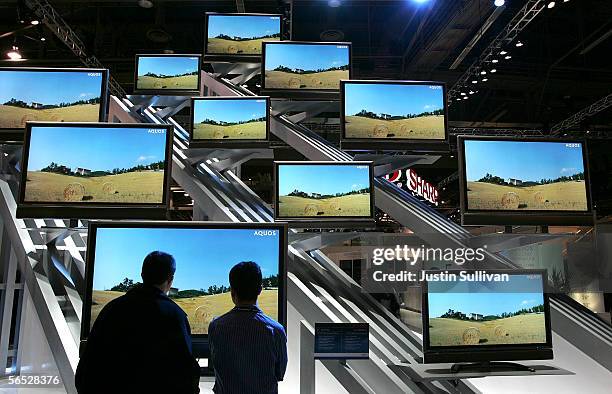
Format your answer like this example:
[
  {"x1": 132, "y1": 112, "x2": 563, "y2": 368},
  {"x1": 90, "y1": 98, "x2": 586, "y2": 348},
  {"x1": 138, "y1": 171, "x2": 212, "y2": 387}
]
[{"x1": 209, "y1": 261, "x2": 287, "y2": 394}]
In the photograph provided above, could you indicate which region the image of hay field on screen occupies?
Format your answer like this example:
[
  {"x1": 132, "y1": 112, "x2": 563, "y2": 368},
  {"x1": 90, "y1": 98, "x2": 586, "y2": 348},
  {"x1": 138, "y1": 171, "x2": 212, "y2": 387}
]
[
  {"x1": 278, "y1": 164, "x2": 371, "y2": 218},
  {"x1": 90, "y1": 227, "x2": 281, "y2": 334},
  {"x1": 0, "y1": 70, "x2": 103, "y2": 129},
  {"x1": 344, "y1": 83, "x2": 445, "y2": 140},
  {"x1": 136, "y1": 56, "x2": 199, "y2": 91},
  {"x1": 428, "y1": 287, "x2": 546, "y2": 347},
  {"x1": 464, "y1": 140, "x2": 588, "y2": 211},
  {"x1": 192, "y1": 99, "x2": 267, "y2": 140},
  {"x1": 24, "y1": 126, "x2": 167, "y2": 204},
  {"x1": 207, "y1": 15, "x2": 280, "y2": 55},
  {"x1": 265, "y1": 44, "x2": 349, "y2": 90}
]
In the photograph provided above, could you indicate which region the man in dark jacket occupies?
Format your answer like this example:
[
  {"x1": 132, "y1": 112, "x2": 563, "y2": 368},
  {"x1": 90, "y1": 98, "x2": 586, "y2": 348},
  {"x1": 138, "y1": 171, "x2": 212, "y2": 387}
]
[{"x1": 75, "y1": 251, "x2": 200, "y2": 394}]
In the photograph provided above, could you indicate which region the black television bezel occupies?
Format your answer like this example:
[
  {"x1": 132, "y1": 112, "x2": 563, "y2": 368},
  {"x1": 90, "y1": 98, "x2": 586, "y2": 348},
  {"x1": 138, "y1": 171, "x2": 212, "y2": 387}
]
[
  {"x1": 17, "y1": 121, "x2": 173, "y2": 220},
  {"x1": 0, "y1": 67, "x2": 109, "y2": 141},
  {"x1": 261, "y1": 41, "x2": 352, "y2": 100},
  {"x1": 189, "y1": 96, "x2": 270, "y2": 148},
  {"x1": 273, "y1": 160, "x2": 376, "y2": 227},
  {"x1": 458, "y1": 135, "x2": 594, "y2": 226},
  {"x1": 80, "y1": 220, "x2": 288, "y2": 356},
  {"x1": 133, "y1": 54, "x2": 202, "y2": 96},
  {"x1": 203, "y1": 12, "x2": 284, "y2": 63},
  {"x1": 340, "y1": 79, "x2": 449, "y2": 152},
  {"x1": 421, "y1": 269, "x2": 553, "y2": 364}
]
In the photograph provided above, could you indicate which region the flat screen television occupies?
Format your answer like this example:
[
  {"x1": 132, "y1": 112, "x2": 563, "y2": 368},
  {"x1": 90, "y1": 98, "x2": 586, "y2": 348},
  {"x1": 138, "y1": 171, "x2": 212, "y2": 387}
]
[
  {"x1": 134, "y1": 54, "x2": 201, "y2": 95},
  {"x1": 274, "y1": 161, "x2": 375, "y2": 225},
  {"x1": 189, "y1": 96, "x2": 269, "y2": 148},
  {"x1": 341, "y1": 80, "x2": 448, "y2": 150},
  {"x1": 82, "y1": 221, "x2": 287, "y2": 358},
  {"x1": 204, "y1": 13, "x2": 283, "y2": 61},
  {"x1": 17, "y1": 122, "x2": 173, "y2": 219},
  {"x1": 458, "y1": 136, "x2": 593, "y2": 225},
  {"x1": 261, "y1": 41, "x2": 351, "y2": 99},
  {"x1": 0, "y1": 67, "x2": 108, "y2": 140},
  {"x1": 421, "y1": 269, "x2": 553, "y2": 367}
]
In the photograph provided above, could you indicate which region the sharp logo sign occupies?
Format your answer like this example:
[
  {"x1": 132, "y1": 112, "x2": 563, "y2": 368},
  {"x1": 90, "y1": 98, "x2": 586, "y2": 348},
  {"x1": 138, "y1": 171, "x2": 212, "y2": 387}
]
[{"x1": 385, "y1": 169, "x2": 439, "y2": 206}]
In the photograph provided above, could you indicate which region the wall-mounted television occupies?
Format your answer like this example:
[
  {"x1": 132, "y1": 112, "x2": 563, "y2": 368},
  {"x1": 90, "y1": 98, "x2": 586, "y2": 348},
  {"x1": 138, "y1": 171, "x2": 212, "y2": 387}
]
[
  {"x1": 274, "y1": 161, "x2": 375, "y2": 225},
  {"x1": 262, "y1": 41, "x2": 351, "y2": 99},
  {"x1": 82, "y1": 221, "x2": 287, "y2": 358},
  {"x1": 134, "y1": 54, "x2": 201, "y2": 95},
  {"x1": 17, "y1": 122, "x2": 173, "y2": 219},
  {"x1": 341, "y1": 80, "x2": 448, "y2": 150},
  {"x1": 421, "y1": 269, "x2": 553, "y2": 366},
  {"x1": 189, "y1": 96, "x2": 269, "y2": 148},
  {"x1": 458, "y1": 136, "x2": 593, "y2": 225},
  {"x1": 204, "y1": 13, "x2": 283, "y2": 61},
  {"x1": 0, "y1": 67, "x2": 108, "y2": 140}
]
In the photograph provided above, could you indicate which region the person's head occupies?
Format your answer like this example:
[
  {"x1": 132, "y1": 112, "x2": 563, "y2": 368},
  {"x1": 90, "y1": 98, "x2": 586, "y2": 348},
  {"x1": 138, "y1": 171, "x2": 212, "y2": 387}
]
[
  {"x1": 229, "y1": 261, "x2": 263, "y2": 306},
  {"x1": 141, "y1": 251, "x2": 176, "y2": 294}
]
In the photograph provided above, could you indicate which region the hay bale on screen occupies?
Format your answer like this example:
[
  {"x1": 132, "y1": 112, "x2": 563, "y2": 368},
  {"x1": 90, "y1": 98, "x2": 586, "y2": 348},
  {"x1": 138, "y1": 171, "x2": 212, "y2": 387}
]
[
  {"x1": 501, "y1": 192, "x2": 520, "y2": 209},
  {"x1": 213, "y1": 130, "x2": 225, "y2": 139},
  {"x1": 63, "y1": 183, "x2": 85, "y2": 202},
  {"x1": 303, "y1": 204, "x2": 319, "y2": 216},
  {"x1": 288, "y1": 77, "x2": 301, "y2": 89},
  {"x1": 102, "y1": 182, "x2": 117, "y2": 195},
  {"x1": 329, "y1": 202, "x2": 342, "y2": 211},
  {"x1": 400, "y1": 125, "x2": 414, "y2": 135},
  {"x1": 494, "y1": 325, "x2": 509, "y2": 337},
  {"x1": 227, "y1": 45, "x2": 238, "y2": 54},
  {"x1": 462, "y1": 327, "x2": 480, "y2": 345},
  {"x1": 534, "y1": 191, "x2": 546, "y2": 206},
  {"x1": 369, "y1": 124, "x2": 389, "y2": 138}
]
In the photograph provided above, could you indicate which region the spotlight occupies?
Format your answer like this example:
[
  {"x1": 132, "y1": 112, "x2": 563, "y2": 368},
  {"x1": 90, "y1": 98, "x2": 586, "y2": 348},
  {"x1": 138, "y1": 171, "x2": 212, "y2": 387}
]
[
  {"x1": 516, "y1": 41, "x2": 524, "y2": 47},
  {"x1": 480, "y1": 70, "x2": 487, "y2": 75},
  {"x1": 137, "y1": 0, "x2": 154, "y2": 8},
  {"x1": 500, "y1": 50, "x2": 507, "y2": 55},
  {"x1": 494, "y1": 0, "x2": 505, "y2": 6},
  {"x1": 6, "y1": 46, "x2": 22, "y2": 61},
  {"x1": 461, "y1": 92, "x2": 466, "y2": 96},
  {"x1": 30, "y1": 20, "x2": 40, "y2": 25},
  {"x1": 547, "y1": 2, "x2": 556, "y2": 8},
  {"x1": 490, "y1": 68, "x2": 497, "y2": 73},
  {"x1": 492, "y1": 59, "x2": 499, "y2": 63},
  {"x1": 469, "y1": 90, "x2": 475, "y2": 95},
  {"x1": 505, "y1": 55, "x2": 512, "y2": 59},
  {"x1": 463, "y1": 96, "x2": 468, "y2": 100},
  {"x1": 482, "y1": 78, "x2": 489, "y2": 82},
  {"x1": 472, "y1": 80, "x2": 478, "y2": 84},
  {"x1": 456, "y1": 98, "x2": 462, "y2": 101}
]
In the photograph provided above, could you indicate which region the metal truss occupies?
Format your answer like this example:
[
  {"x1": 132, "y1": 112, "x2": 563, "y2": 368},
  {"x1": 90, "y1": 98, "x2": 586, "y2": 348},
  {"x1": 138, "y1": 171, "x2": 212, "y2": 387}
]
[
  {"x1": 450, "y1": 127, "x2": 545, "y2": 136},
  {"x1": 24, "y1": 0, "x2": 127, "y2": 98},
  {"x1": 551, "y1": 92, "x2": 612, "y2": 134},
  {"x1": 448, "y1": 0, "x2": 547, "y2": 103}
]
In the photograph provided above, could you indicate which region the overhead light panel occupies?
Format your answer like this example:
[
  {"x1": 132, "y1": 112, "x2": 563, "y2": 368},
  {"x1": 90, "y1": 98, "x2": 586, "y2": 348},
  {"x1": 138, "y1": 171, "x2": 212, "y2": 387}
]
[
  {"x1": 492, "y1": 59, "x2": 499, "y2": 63},
  {"x1": 482, "y1": 78, "x2": 489, "y2": 82},
  {"x1": 494, "y1": 0, "x2": 505, "y2": 6},
  {"x1": 547, "y1": 1, "x2": 556, "y2": 8},
  {"x1": 490, "y1": 68, "x2": 497, "y2": 73},
  {"x1": 505, "y1": 55, "x2": 512, "y2": 59},
  {"x1": 516, "y1": 41, "x2": 524, "y2": 47},
  {"x1": 500, "y1": 50, "x2": 508, "y2": 55}
]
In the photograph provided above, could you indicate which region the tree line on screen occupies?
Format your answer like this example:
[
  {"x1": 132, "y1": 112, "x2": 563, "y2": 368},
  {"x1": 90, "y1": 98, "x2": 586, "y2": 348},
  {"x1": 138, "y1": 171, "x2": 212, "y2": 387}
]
[
  {"x1": 142, "y1": 71, "x2": 198, "y2": 79},
  {"x1": 39, "y1": 160, "x2": 165, "y2": 177},
  {"x1": 214, "y1": 33, "x2": 280, "y2": 41},
  {"x1": 286, "y1": 187, "x2": 370, "y2": 199},
  {"x1": 352, "y1": 108, "x2": 444, "y2": 120},
  {"x1": 272, "y1": 64, "x2": 349, "y2": 75},
  {"x1": 439, "y1": 304, "x2": 545, "y2": 321},
  {"x1": 107, "y1": 274, "x2": 279, "y2": 298},
  {"x1": 199, "y1": 116, "x2": 266, "y2": 126},
  {"x1": 3, "y1": 97, "x2": 100, "y2": 110},
  {"x1": 477, "y1": 172, "x2": 585, "y2": 186}
]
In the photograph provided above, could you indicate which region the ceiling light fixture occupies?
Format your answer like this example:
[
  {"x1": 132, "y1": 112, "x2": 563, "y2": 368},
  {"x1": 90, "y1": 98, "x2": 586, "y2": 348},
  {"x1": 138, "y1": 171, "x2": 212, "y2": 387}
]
[
  {"x1": 490, "y1": 68, "x2": 497, "y2": 73},
  {"x1": 494, "y1": 0, "x2": 505, "y2": 6},
  {"x1": 492, "y1": 59, "x2": 499, "y2": 63},
  {"x1": 482, "y1": 78, "x2": 489, "y2": 82},
  {"x1": 547, "y1": 1, "x2": 556, "y2": 8},
  {"x1": 137, "y1": 0, "x2": 154, "y2": 9},
  {"x1": 516, "y1": 41, "x2": 524, "y2": 47},
  {"x1": 505, "y1": 55, "x2": 512, "y2": 59},
  {"x1": 500, "y1": 50, "x2": 508, "y2": 55},
  {"x1": 6, "y1": 46, "x2": 22, "y2": 61}
]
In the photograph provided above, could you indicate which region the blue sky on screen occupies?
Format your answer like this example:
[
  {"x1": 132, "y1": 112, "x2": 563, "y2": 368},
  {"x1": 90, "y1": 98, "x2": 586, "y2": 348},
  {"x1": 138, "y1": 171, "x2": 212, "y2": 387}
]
[
  {"x1": 465, "y1": 140, "x2": 585, "y2": 182},
  {"x1": 27, "y1": 126, "x2": 167, "y2": 171},
  {"x1": 428, "y1": 292, "x2": 545, "y2": 318},
  {"x1": 207, "y1": 14, "x2": 280, "y2": 39},
  {"x1": 0, "y1": 70, "x2": 103, "y2": 106},
  {"x1": 278, "y1": 164, "x2": 370, "y2": 195},
  {"x1": 92, "y1": 227, "x2": 281, "y2": 291},
  {"x1": 265, "y1": 43, "x2": 349, "y2": 71},
  {"x1": 193, "y1": 99, "x2": 266, "y2": 123},
  {"x1": 345, "y1": 83, "x2": 444, "y2": 116},
  {"x1": 137, "y1": 56, "x2": 199, "y2": 77}
]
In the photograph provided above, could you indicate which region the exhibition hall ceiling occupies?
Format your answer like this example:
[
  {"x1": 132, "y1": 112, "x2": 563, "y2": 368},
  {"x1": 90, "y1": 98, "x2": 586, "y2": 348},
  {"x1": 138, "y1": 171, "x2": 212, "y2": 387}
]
[{"x1": 0, "y1": 0, "x2": 610, "y2": 128}]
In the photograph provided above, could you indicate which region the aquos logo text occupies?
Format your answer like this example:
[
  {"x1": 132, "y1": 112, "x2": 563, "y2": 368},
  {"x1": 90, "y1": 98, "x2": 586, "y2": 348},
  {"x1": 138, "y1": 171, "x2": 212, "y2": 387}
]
[
  {"x1": 385, "y1": 169, "x2": 439, "y2": 206},
  {"x1": 254, "y1": 230, "x2": 277, "y2": 236}
]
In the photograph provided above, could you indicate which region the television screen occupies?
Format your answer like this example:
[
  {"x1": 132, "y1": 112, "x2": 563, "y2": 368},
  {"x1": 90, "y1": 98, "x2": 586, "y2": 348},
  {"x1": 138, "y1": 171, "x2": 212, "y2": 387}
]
[
  {"x1": 205, "y1": 13, "x2": 282, "y2": 56},
  {"x1": 84, "y1": 222, "x2": 286, "y2": 337},
  {"x1": 0, "y1": 68, "x2": 108, "y2": 130},
  {"x1": 424, "y1": 271, "x2": 549, "y2": 348},
  {"x1": 342, "y1": 81, "x2": 446, "y2": 141},
  {"x1": 462, "y1": 139, "x2": 589, "y2": 212},
  {"x1": 263, "y1": 42, "x2": 350, "y2": 91},
  {"x1": 18, "y1": 123, "x2": 172, "y2": 218},
  {"x1": 134, "y1": 55, "x2": 200, "y2": 93},
  {"x1": 190, "y1": 97, "x2": 268, "y2": 142},
  {"x1": 275, "y1": 162, "x2": 374, "y2": 220}
]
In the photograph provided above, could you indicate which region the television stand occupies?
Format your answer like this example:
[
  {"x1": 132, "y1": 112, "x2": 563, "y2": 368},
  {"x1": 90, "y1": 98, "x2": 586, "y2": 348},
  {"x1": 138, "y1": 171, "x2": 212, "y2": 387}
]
[{"x1": 450, "y1": 361, "x2": 536, "y2": 374}]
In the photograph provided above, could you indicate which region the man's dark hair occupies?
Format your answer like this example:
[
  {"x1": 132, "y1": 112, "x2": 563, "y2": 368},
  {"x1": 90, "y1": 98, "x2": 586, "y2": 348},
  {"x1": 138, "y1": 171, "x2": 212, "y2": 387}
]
[
  {"x1": 141, "y1": 251, "x2": 176, "y2": 286},
  {"x1": 229, "y1": 261, "x2": 263, "y2": 301}
]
